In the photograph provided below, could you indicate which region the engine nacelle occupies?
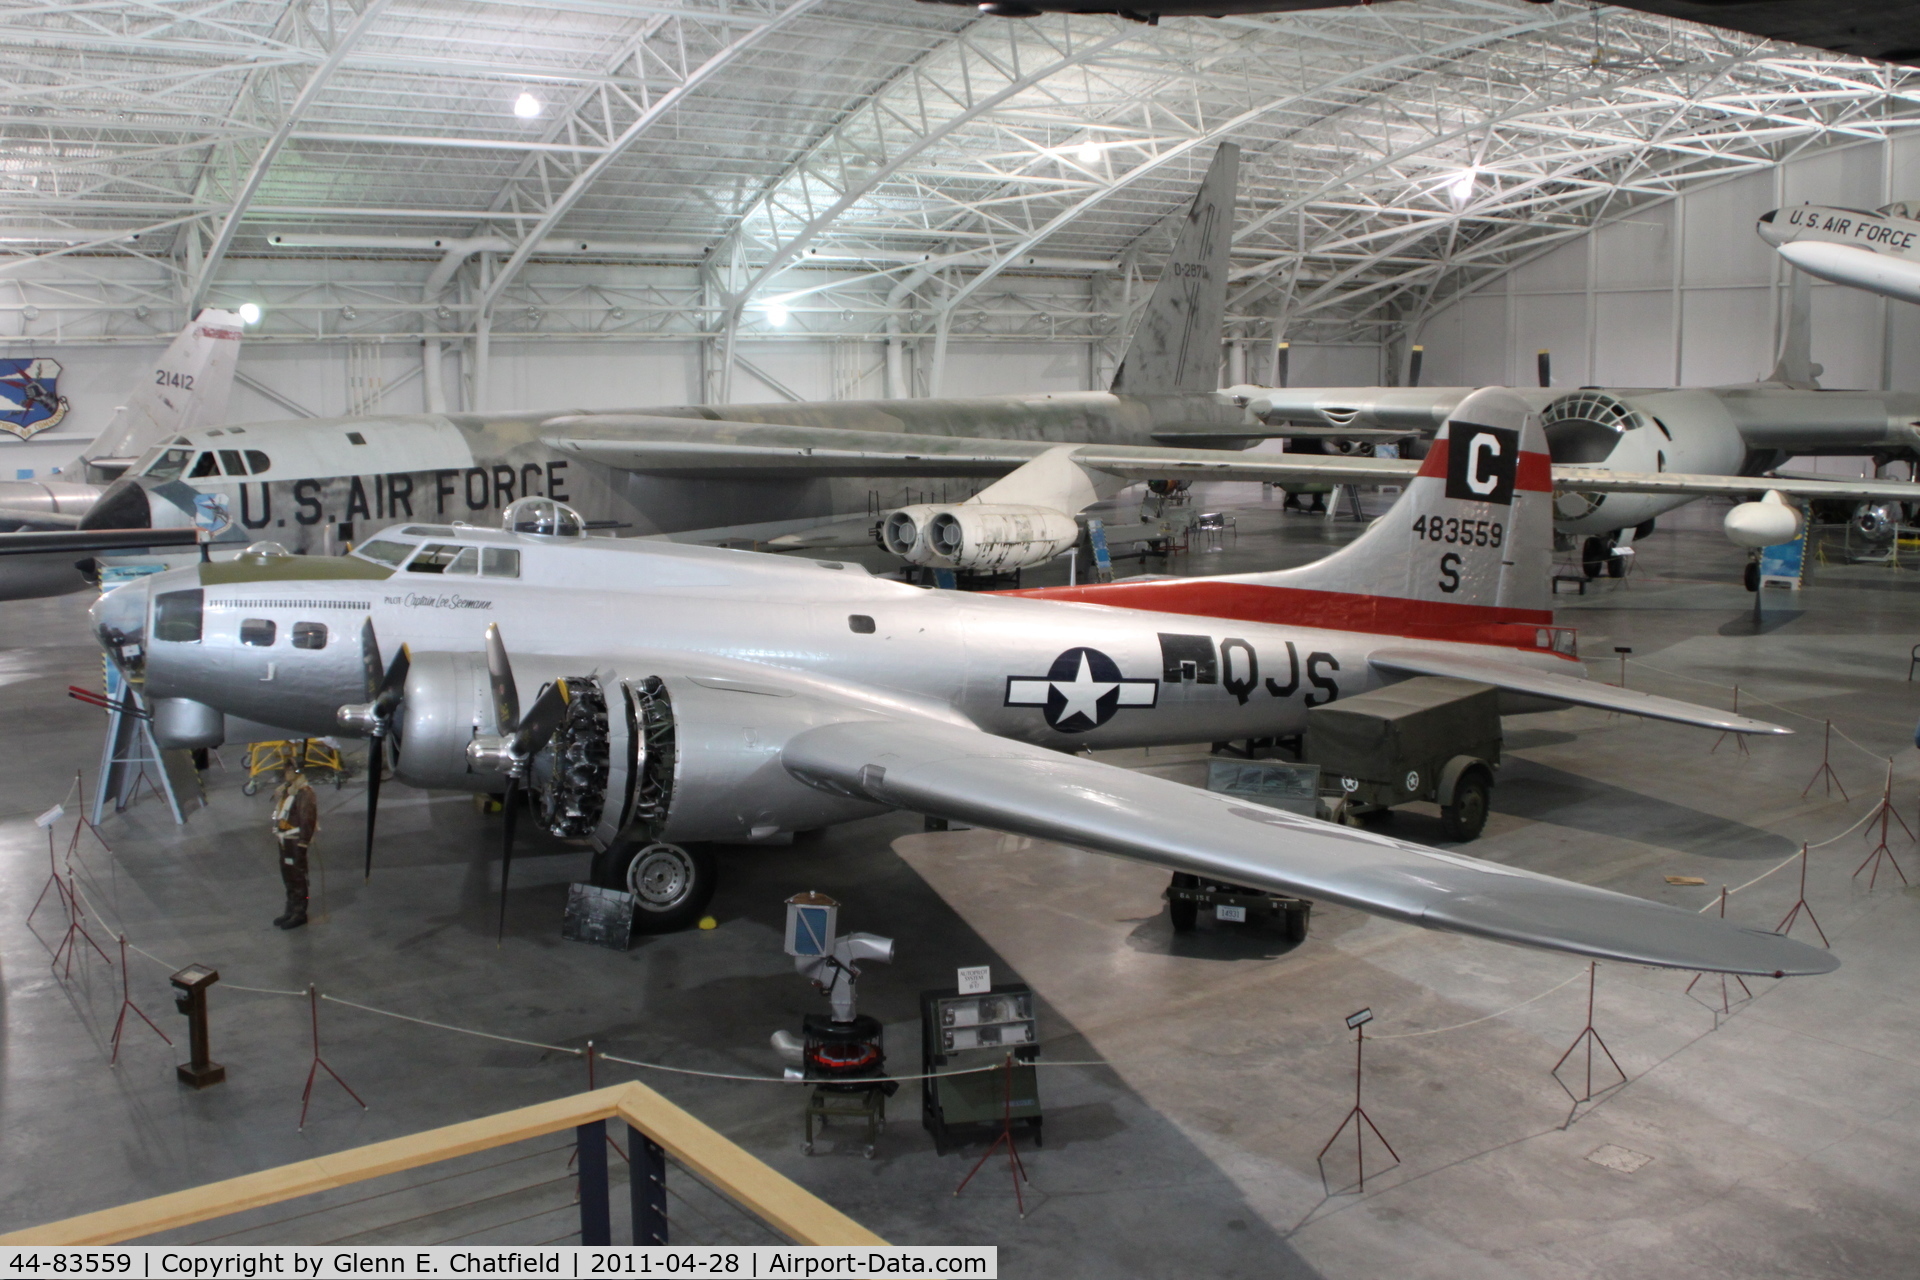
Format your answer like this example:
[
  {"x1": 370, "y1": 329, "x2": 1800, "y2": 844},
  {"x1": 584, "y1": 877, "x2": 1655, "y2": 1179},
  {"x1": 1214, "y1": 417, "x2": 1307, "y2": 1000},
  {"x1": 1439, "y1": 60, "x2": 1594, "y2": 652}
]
[
  {"x1": 882, "y1": 503, "x2": 1078, "y2": 573},
  {"x1": 387, "y1": 655, "x2": 886, "y2": 847},
  {"x1": 1723, "y1": 491, "x2": 1804, "y2": 548}
]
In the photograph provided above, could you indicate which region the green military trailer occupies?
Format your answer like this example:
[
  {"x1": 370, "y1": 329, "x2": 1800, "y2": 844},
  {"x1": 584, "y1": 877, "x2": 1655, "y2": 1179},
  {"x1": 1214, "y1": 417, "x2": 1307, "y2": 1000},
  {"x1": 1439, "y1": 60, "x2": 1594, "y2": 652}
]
[{"x1": 1306, "y1": 675, "x2": 1503, "y2": 840}]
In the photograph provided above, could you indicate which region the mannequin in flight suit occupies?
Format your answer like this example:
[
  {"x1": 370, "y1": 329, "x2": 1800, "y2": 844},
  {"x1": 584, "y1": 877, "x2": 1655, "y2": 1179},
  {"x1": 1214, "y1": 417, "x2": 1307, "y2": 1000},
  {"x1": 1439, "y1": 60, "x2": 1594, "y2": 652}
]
[{"x1": 271, "y1": 748, "x2": 318, "y2": 930}]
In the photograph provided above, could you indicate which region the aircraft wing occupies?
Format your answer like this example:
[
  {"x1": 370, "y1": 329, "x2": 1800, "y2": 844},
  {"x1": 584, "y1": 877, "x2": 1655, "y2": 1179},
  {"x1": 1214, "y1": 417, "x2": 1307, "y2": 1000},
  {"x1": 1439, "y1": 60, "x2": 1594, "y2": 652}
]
[
  {"x1": 0, "y1": 527, "x2": 199, "y2": 556},
  {"x1": 1554, "y1": 468, "x2": 1920, "y2": 504},
  {"x1": 781, "y1": 716, "x2": 1830, "y2": 976},
  {"x1": 544, "y1": 411, "x2": 1920, "y2": 502},
  {"x1": 1366, "y1": 648, "x2": 1789, "y2": 736},
  {"x1": 541, "y1": 413, "x2": 1422, "y2": 484}
]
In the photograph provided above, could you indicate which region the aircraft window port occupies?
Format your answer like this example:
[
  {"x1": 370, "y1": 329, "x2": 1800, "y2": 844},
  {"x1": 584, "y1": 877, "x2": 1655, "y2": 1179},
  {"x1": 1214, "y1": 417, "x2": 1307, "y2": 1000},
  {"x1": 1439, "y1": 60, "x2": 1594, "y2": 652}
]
[
  {"x1": 245, "y1": 450, "x2": 269, "y2": 474},
  {"x1": 443, "y1": 547, "x2": 479, "y2": 575},
  {"x1": 405, "y1": 543, "x2": 467, "y2": 573},
  {"x1": 481, "y1": 547, "x2": 520, "y2": 578},
  {"x1": 291, "y1": 622, "x2": 328, "y2": 651},
  {"x1": 347, "y1": 432, "x2": 367, "y2": 445},
  {"x1": 146, "y1": 447, "x2": 193, "y2": 481},
  {"x1": 154, "y1": 589, "x2": 204, "y2": 643},
  {"x1": 189, "y1": 452, "x2": 220, "y2": 479},
  {"x1": 219, "y1": 449, "x2": 246, "y2": 476},
  {"x1": 240, "y1": 619, "x2": 276, "y2": 647},
  {"x1": 355, "y1": 537, "x2": 413, "y2": 567},
  {"x1": 402, "y1": 525, "x2": 457, "y2": 537},
  {"x1": 849, "y1": 614, "x2": 876, "y2": 634}
]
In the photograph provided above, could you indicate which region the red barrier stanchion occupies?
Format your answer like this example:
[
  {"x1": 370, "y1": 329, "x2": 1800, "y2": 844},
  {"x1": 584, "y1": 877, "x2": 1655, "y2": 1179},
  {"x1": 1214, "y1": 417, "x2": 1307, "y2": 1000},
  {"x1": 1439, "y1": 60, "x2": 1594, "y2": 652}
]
[
  {"x1": 1316, "y1": 1008, "x2": 1399, "y2": 1194},
  {"x1": 955, "y1": 1054, "x2": 1032, "y2": 1217},
  {"x1": 109, "y1": 935, "x2": 172, "y2": 1065},
  {"x1": 1803, "y1": 722, "x2": 1849, "y2": 800},
  {"x1": 1552, "y1": 962, "x2": 1626, "y2": 1104},
  {"x1": 299, "y1": 986, "x2": 367, "y2": 1129},
  {"x1": 1685, "y1": 889, "x2": 1753, "y2": 1015},
  {"x1": 1709, "y1": 687, "x2": 1750, "y2": 757},
  {"x1": 50, "y1": 868, "x2": 113, "y2": 979},
  {"x1": 1776, "y1": 844, "x2": 1829, "y2": 947},
  {"x1": 1855, "y1": 759, "x2": 1910, "y2": 891}
]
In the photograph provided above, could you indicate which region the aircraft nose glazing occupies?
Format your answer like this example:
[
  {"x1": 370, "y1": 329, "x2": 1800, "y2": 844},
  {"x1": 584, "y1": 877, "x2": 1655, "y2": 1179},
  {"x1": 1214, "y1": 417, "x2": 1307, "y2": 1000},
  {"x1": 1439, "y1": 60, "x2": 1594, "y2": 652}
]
[{"x1": 90, "y1": 576, "x2": 151, "y2": 680}]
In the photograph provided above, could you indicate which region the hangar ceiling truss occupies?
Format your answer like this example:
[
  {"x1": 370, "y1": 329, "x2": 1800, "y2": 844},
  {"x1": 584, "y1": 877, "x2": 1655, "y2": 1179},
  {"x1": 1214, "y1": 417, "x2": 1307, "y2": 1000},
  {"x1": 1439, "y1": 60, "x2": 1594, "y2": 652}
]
[{"x1": 0, "y1": 0, "x2": 1917, "y2": 367}]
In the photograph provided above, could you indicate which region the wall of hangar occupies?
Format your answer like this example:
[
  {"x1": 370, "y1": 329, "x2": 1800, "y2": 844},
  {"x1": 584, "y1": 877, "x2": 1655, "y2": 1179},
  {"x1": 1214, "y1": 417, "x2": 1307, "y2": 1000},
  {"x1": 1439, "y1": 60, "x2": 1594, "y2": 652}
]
[{"x1": 1414, "y1": 134, "x2": 1920, "y2": 399}]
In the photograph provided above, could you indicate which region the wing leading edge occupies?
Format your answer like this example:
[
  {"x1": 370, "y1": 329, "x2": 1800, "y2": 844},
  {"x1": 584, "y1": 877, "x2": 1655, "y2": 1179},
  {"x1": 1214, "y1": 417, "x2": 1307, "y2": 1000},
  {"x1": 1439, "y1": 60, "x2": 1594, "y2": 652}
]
[{"x1": 782, "y1": 718, "x2": 1831, "y2": 977}]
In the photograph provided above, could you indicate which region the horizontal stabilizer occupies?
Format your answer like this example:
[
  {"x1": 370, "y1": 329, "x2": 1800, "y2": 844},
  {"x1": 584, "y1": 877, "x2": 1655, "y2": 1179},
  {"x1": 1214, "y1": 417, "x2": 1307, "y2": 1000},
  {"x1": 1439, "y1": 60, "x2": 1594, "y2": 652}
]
[
  {"x1": 1368, "y1": 648, "x2": 1790, "y2": 735},
  {"x1": 783, "y1": 717, "x2": 1830, "y2": 976}
]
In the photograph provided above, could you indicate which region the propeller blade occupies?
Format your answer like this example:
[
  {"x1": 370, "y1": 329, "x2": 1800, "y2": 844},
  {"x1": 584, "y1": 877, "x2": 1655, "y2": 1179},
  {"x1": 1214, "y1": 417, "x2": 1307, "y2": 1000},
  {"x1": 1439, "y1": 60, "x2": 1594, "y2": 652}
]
[
  {"x1": 377, "y1": 643, "x2": 411, "y2": 709},
  {"x1": 497, "y1": 777, "x2": 519, "y2": 944},
  {"x1": 359, "y1": 619, "x2": 383, "y2": 702},
  {"x1": 363, "y1": 735, "x2": 383, "y2": 881},
  {"x1": 484, "y1": 623, "x2": 519, "y2": 737},
  {"x1": 512, "y1": 679, "x2": 570, "y2": 756}
]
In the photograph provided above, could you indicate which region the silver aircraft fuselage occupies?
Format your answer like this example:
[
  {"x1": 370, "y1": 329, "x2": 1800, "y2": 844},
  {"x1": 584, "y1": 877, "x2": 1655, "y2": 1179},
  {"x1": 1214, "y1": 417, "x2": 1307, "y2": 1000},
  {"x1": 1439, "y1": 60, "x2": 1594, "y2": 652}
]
[
  {"x1": 91, "y1": 389, "x2": 1250, "y2": 556},
  {"x1": 117, "y1": 525, "x2": 1579, "y2": 755}
]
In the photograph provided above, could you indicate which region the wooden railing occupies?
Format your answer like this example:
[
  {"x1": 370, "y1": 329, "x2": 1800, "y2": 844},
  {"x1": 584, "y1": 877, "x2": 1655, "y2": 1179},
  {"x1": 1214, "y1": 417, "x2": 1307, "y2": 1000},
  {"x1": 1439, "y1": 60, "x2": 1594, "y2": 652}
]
[{"x1": 0, "y1": 1080, "x2": 885, "y2": 1247}]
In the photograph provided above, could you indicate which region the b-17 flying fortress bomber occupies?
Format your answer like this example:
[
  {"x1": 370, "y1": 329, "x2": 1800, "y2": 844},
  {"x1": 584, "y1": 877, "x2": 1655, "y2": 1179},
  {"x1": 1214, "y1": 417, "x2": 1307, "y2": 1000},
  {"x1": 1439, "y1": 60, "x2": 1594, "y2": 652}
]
[{"x1": 91, "y1": 389, "x2": 1830, "y2": 981}]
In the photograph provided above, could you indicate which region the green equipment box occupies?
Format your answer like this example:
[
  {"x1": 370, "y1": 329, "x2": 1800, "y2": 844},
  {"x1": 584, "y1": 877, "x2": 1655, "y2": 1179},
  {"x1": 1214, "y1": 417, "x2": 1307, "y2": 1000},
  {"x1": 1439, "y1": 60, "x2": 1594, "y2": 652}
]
[
  {"x1": 1306, "y1": 675, "x2": 1503, "y2": 840},
  {"x1": 920, "y1": 984, "x2": 1042, "y2": 1155}
]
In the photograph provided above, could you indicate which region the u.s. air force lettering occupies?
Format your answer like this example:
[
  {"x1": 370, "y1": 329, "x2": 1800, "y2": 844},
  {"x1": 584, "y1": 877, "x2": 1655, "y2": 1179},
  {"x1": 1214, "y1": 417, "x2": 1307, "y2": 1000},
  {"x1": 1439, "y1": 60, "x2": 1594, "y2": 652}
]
[
  {"x1": 1444, "y1": 422, "x2": 1518, "y2": 505},
  {"x1": 1005, "y1": 647, "x2": 1157, "y2": 733}
]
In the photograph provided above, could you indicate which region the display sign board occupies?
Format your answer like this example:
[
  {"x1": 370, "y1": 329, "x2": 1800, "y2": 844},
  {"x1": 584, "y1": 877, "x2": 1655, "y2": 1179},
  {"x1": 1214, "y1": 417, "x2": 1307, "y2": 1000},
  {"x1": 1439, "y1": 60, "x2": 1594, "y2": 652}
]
[{"x1": 957, "y1": 965, "x2": 991, "y2": 995}]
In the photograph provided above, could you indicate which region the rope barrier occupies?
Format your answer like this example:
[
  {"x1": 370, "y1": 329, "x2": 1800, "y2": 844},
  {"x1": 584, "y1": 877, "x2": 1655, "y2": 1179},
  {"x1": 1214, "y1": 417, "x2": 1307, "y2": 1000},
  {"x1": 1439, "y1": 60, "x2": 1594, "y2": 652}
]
[
  {"x1": 320, "y1": 995, "x2": 585, "y2": 1056},
  {"x1": 1625, "y1": 656, "x2": 1898, "y2": 763},
  {"x1": 1369, "y1": 969, "x2": 1589, "y2": 1039},
  {"x1": 1695, "y1": 792, "x2": 1886, "y2": 913}
]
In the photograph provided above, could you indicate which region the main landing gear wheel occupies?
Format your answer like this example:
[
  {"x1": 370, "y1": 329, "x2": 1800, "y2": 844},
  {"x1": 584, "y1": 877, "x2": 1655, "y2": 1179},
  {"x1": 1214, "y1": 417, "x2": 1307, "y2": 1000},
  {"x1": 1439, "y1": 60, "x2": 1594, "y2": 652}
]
[{"x1": 591, "y1": 838, "x2": 715, "y2": 934}]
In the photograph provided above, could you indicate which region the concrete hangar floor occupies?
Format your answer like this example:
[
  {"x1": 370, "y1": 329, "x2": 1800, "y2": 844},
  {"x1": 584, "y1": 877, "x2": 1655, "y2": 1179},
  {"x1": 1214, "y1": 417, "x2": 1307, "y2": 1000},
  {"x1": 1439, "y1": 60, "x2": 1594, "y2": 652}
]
[{"x1": 1, "y1": 485, "x2": 1916, "y2": 1276}]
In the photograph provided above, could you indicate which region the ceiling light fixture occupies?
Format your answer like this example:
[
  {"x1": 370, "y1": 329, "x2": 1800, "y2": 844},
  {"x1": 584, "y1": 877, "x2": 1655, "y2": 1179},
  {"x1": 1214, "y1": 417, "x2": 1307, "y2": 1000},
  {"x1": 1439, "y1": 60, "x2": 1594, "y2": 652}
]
[
  {"x1": 238, "y1": 302, "x2": 262, "y2": 325},
  {"x1": 514, "y1": 92, "x2": 542, "y2": 119},
  {"x1": 1448, "y1": 169, "x2": 1477, "y2": 205},
  {"x1": 765, "y1": 301, "x2": 789, "y2": 327},
  {"x1": 1077, "y1": 142, "x2": 1100, "y2": 165}
]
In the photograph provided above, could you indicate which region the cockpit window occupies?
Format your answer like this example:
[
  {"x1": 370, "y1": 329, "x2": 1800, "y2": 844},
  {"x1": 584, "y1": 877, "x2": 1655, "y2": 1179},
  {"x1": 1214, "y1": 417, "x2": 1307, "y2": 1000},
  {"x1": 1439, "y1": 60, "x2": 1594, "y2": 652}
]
[
  {"x1": 143, "y1": 447, "x2": 194, "y2": 483},
  {"x1": 443, "y1": 547, "x2": 478, "y2": 575},
  {"x1": 245, "y1": 450, "x2": 269, "y2": 475},
  {"x1": 189, "y1": 452, "x2": 220, "y2": 479},
  {"x1": 153, "y1": 589, "x2": 203, "y2": 643},
  {"x1": 405, "y1": 543, "x2": 469, "y2": 574},
  {"x1": 402, "y1": 526, "x2": 456, "y2": 537},
  {"x1": 353, "y1": 537, "x2": 413, "y2": 567},
  {"x1": 218, "y1": 449, "x2": 246, "y2": 476},
  {"x1": 482, "y1": 547, "x2": 519, "y2": 578}
]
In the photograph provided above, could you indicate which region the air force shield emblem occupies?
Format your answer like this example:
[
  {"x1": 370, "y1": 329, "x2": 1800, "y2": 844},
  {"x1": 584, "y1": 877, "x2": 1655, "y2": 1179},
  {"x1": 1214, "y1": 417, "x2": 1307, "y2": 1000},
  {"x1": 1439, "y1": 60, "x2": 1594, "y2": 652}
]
[
  {"x1": 0, "y1": 359, "x2": 69, "y2": 439},
  {"x1": 1005, "y1": 647, "x2": 1158, "y2": 733}
]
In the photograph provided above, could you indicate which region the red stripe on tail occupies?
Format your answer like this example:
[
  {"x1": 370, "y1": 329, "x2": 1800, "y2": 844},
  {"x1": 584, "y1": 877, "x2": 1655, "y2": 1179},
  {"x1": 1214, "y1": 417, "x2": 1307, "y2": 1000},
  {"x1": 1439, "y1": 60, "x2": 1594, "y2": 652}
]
[{"x1": 1002, "y1": 580, "x2": 1556, "y2": 641}]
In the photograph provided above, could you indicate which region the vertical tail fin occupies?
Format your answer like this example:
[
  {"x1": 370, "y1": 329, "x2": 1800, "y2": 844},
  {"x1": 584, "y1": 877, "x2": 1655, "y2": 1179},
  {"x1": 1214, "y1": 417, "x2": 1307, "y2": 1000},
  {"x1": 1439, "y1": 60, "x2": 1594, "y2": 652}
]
[
  {"x1": 1249, "y1": 387, "x2": 1551, "y2": 622},
  {"x1": 80, "y1": 308, "x2": 243, "y2": 475},
  {"x1": 1768, "y1": 268, "x2": 1822, "y2": 388},
  {"x1": 1006, "y1": 389, "x2": 1556, "y2": 637},
  {"x1": 1109, "y1": 144, "x2": 1237, "y2": 397}
]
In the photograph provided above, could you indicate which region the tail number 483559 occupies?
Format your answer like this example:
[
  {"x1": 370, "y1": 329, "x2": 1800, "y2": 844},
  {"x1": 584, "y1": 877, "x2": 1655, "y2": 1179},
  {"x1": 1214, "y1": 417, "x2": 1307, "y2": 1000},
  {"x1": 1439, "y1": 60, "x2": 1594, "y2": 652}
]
[{"x1": 1412, "y1": 515, "x2": 1502, "y2": 547}]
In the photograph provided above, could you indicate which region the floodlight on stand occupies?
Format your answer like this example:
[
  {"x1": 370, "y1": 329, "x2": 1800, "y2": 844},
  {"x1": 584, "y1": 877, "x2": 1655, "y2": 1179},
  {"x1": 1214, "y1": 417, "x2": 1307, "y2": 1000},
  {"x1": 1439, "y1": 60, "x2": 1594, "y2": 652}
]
[
  {"x1": 238, "y1": 303, "x2": 261, "y2": 325},
  {"x1": 514, "y1": 92, "x2": 542, "y2": 119}
]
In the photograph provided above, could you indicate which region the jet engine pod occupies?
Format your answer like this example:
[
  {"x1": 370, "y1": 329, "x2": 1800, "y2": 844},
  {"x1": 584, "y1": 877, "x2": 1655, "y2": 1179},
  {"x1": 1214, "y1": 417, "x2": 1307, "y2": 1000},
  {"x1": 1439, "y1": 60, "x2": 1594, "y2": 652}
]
[
  {"x1": 881, "y1": 507, "x2": 932, "y2": 561},
  {"x1": 887, "y1": 503, "x2": 1079, "y2": 573},
  {"x1": 926, "y1": 504, "x2": 1079, "y2": 573},
  {"x1": 1852, "y1": 501, "x2": 1900, "y2": 546},
  {"x1": 1723, "y1": 491, "x2": 1804, "y2": 549}
]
